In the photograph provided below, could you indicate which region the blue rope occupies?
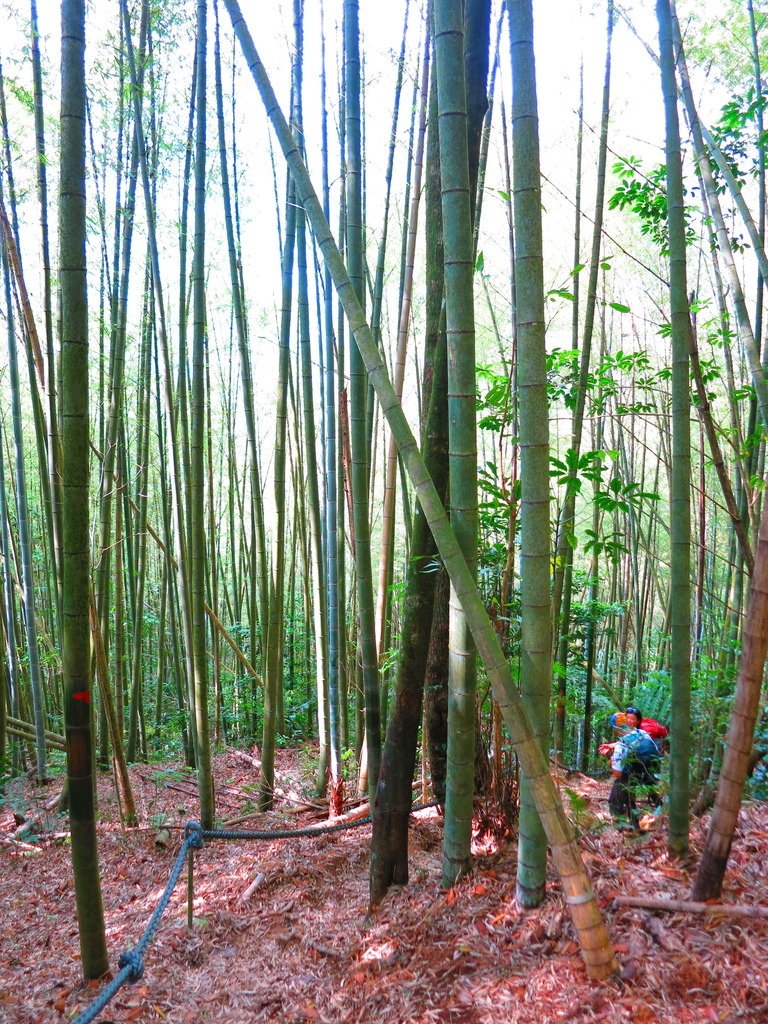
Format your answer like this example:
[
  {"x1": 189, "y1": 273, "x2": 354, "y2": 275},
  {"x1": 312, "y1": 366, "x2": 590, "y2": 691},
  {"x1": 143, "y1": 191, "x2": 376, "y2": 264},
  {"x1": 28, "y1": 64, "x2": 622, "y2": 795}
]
[
  {"x1": 202, "y1": 815, "x2": 371, "y2": 841},
  {"x1": 203, "y1": 800, "x2": 438, "y2": 842},
  {"x1": 71, "y1": 828, "x2": 199, "y2": 1024},
  {"x1": 71, "y1": 804, "x2": 436, "y2": 1023}
]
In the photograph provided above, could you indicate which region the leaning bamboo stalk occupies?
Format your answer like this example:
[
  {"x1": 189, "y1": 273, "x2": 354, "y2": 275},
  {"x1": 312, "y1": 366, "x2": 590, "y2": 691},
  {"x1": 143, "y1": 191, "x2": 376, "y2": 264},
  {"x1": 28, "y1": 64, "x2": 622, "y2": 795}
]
[
  {"x1": 1, "y1": 214, "x2": 47, "y2": 782},
  {"x1": 30, "y1": 0, "x2": 62, "y2": 608},
  {"x1": 0, "y1": 201, "x2": 45, "y2": 388},
  {"x1": 7, "y1": 717, "x2": 65, "y2": 750},
  {"x1": 626, "y1": 5, "x2": 768, "y2": 433},
  {"x1": 689, "y1": 318, "x2": 753, "y2": 575},
  {"x1": 7, "y1": 716, "x2": 61, "y2": 744},
  {"x1": 692, "y1": 463, "x2": 768, "y2": 900},
  {"x1": 222, "y1": 0, "x2": 617, "y2": 980}
]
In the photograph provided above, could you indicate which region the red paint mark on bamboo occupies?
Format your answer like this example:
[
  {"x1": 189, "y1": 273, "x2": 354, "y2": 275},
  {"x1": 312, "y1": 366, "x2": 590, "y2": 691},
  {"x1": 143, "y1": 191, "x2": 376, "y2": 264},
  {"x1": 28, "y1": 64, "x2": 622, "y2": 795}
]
[{"x1": 72, "y1": 691, "x2": 91, "y2": 704}]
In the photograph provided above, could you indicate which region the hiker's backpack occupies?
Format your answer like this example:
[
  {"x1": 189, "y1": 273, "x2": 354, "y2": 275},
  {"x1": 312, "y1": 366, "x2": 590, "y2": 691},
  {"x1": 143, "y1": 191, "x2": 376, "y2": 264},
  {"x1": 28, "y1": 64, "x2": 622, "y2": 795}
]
[{"x1": 621, "y1": 729, "x2": 660, "y2": 765}]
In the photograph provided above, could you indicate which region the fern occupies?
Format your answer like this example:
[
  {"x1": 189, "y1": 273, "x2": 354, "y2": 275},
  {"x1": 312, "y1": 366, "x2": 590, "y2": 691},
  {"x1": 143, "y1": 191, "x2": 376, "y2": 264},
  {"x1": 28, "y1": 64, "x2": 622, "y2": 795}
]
[{"x1": 629, "y1": 672, "x2": 671, "y2": 723}]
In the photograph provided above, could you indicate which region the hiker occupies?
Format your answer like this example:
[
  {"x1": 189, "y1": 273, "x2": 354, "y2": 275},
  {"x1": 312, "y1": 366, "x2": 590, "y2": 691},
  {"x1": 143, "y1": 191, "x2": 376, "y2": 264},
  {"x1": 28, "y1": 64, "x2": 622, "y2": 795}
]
[{"x1": 600, "y1": 707, "x2": 662, "y2": 826}]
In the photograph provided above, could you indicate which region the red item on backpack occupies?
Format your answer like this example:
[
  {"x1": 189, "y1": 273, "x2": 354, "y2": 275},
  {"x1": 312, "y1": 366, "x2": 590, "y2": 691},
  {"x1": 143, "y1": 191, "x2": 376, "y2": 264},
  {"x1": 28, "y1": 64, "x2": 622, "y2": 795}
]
[{"x1": 641, "y1": 718, "x2": 668, "y2": 740}]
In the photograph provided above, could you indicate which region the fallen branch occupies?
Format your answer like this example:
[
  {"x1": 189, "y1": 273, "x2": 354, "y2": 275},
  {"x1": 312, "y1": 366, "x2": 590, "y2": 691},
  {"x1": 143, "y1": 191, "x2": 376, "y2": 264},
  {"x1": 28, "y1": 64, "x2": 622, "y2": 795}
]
[
  {"x1": 138, "y1": 773, "x2": 240, "y2": 809},
  {"x1": 239, "y1": 872, "x2": 266, "y2": 902},
  {"x1": 13, "y1": 788, "x2": 64, "y2": 839},
  {"x1": 616, "y1": 895, "x2": 768, "y2": 920},
  {"x1": 325, "y1": 802, "x2": 375, "y2": 826},
  {"x1": 308, "y1": 939, "x2": 344, "y2": 959},
  {"x1": 229, "y1": 748, "x2": 326, "y2": 808},
  {"x1": 0, "y1": 834, "x2": 43, "y2": 854}
]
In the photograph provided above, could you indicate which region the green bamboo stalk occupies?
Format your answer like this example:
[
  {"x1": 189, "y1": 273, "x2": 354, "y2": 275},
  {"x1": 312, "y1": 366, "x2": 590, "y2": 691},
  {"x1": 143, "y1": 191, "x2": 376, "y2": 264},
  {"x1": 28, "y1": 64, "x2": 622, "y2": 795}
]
[
  {"x1": 190, "y1": 0, "x2": 215, "y2": 830},
  {"x1": 510, "y1": 0, "x2": 552, "y2": 909},
  {"x1": 126, "y1": 269, "x2": 153, "y2": 763},
  {"x1": 114, "y1": 461, "x2": 126, "y2": 736},
  {"x1": 370, "y1": 0, "x2": 410, "y2": 350},
  {"x1": 205, "y1": 331, "x2": 224, "y2": 746},
  {"x1": 60, "y1": 0, "x2": 109, "y2": 978},
  {"x1": 433, "y1": 0, "x2": 479, "y2": 887},
  {"x1": 89, "y1": 582, "x2": 137, "y2": 826},
  {"x1": 94, "y1": 0, "x2": 147, "y2": 730},
  {"x1": 345, "y1": 0, "x2": 381, "y2": 800},
  {"x1": 320, "y1": 0, "x2": 343, "y2": 798},
  {"x1": 658, "y1": 0, "x2": 691, "y2": 858}
]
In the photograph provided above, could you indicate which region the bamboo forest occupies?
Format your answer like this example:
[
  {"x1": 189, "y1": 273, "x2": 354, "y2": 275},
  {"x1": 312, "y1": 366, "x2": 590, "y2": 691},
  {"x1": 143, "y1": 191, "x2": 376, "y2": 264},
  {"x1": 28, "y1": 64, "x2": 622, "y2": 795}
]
[{"x1": 2, "y1": 0, "x2": 768, "y2": 1020}]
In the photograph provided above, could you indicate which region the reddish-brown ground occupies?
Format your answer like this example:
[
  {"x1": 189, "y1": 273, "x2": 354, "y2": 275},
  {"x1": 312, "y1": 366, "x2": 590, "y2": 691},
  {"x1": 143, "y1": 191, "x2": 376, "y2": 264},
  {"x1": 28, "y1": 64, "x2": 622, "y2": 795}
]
[{"x1": 1, "y1": 750, "x2": 767, "y2": 1024}]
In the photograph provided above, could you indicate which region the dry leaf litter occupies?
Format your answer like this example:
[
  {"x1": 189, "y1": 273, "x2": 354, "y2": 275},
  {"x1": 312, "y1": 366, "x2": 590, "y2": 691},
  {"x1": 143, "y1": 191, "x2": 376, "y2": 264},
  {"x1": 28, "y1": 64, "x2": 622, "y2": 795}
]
[{"x1": 1, "y1": 751, "x2": 767, "y2": 1023}]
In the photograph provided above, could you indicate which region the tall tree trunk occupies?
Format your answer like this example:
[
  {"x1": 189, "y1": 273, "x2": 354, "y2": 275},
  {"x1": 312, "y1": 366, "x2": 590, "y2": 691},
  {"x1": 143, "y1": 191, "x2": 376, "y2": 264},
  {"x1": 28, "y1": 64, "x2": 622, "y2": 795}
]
[
  {"x1": 60, "y1": 0, "x2": 109, "y2": 979},
  {"x1": 190, "y1": 0, "x2": 215, "y2": 829},
  {"x1": 510, "y1": 0, "x2": 552, "y2": 910},
  {"x1": 370, "y1": 85, "x2": 450, "y2": 906},
  {"x1": 320, "y1": 4, "x2": 343, "y2": 805},
  {"x1": 369, "y1": 24, "x2": 432, "y2": 898},
  {"x1": 658, "y1": 0, "x2": 691, "y2": 858},
  {"x1": 345, "y1": 0, "x2": 381, "y2": 800},
  {"x1": 434, "y1": 0, "x2": 481, "y2": 887}
]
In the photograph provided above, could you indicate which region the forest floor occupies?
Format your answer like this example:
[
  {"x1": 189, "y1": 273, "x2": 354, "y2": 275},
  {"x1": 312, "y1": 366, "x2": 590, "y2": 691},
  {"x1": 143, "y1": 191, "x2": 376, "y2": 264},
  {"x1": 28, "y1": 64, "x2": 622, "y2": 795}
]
[{"x1": 1, "y1": 749, "x2": 767, "y2": 1024}]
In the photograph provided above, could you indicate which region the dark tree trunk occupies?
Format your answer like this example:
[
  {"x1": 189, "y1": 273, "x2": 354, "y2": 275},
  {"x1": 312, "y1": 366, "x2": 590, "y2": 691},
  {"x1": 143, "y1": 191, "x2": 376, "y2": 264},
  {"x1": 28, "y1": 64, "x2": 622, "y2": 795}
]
[
  {"x1": 424, "y1": 566, "x2": 450, "y2": 803},
  {"x1": 369, "y1": 61, "x2": 449, "y2": 906}
]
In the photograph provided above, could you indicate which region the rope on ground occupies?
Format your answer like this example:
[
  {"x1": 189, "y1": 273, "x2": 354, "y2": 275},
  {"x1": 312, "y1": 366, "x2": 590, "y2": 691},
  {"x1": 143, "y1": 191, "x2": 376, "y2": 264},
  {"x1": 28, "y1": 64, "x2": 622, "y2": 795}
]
[
  {"x1": 202, "y1": 815, "x2": 371, "y2": 841},
  {"x1": 71, "y1": 802, "x2": 437, "y2": 1024}
]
